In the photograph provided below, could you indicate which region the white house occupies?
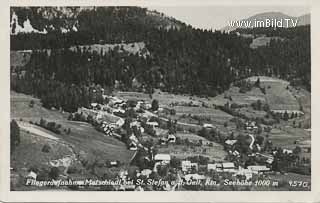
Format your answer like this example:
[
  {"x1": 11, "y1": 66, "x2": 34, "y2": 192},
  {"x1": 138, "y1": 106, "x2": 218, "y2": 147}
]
[
  {"x1": 146, "y1": 121, "x2": 159, "y2": 128},
  {"x1": 181, "y1": 160, "x2": 198, "y2": 172},
  {"x1": 225, "y1": 139, "x2": 237, "y2": 146},
  {"x1": 235, "y1": 167, "x2": 253, "y2": 180},
  {"x1": 184, "y1": 173, "x2": 206, "y2": 181},
  {"x1": 203, "y1": 123, "x2": 214, "y2": 129},
  {"x1": 222, "y1": 162, "x2": 236, "y2": 172},
  {"x1": 141, "y1": 169, "x2": 152, "y2": 178},
  {"x1": 129, "y1": 142, "x2": 138, "y2": 151},
  {"x1": 247, "y1": 165, "x2": 270, "y2": 174},
  {"x1": 283, "y1": 149, "x2": 293, "y2": 154},
  {"x1": 154, "y1": 154, "x2": 171, "y2": 164},
  {"x1": 245, "y1": 121, "x2": 258, "y2": 131},
  {"x1": 26, "y1": 171, "x2": 37, "y2": 179},
  {"x1": 167, "y1": 134, "x2": 176, "y2": 143},
  {"x1": 207, "y1": 163, "x2": 219, "y2": 171}
]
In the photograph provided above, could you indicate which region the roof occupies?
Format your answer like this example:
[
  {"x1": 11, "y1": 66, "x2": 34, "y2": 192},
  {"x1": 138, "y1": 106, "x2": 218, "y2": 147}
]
[
  {"x1": 154, "y1": 154, "x2": 171, "y2": 161},
  {"x1": 26, "y1": 171, "x2": 37, "y2": 179},
  {"x1": 146, "y1": 121, "x2": 159, "y2": 126},
  {"x1": 203, "y1": 123, "x2": 214, "y2": 128},
  {"x1": 225, "y1": 139, "x2": 237, "y2": 145},
  {"x1": 141, "y1": 169, "x2": 152, "y2": 176},
  {"x1": 222, "y1": 162, "x2": 235, "y2": 168},
  {"x1": 247, "y1": 165, "x2": 270, "y2": 171},
  {"x1": 207, "y1": 164, "x2": 218, "y2": 170}
]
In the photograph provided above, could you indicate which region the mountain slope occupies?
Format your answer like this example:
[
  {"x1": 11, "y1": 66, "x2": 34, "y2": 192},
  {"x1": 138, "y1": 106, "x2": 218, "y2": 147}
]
[{"x1": 10, "y1": 7, "x2": 185, "y2": 36}]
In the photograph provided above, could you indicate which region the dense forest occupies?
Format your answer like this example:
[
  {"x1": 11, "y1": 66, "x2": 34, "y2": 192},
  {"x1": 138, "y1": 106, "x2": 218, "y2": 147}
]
[{"x1": 10, "y1": 7, "x2": 311, "y2": 113}]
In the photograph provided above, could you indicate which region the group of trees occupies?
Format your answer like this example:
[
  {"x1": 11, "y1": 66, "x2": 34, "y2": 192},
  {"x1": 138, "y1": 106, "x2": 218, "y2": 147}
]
[
  {"x1": 37, "y1": 118, "x2": 63, "y2": 134},
  {"x1": 10, "y1": 119, "x2": 20, "y2": 153}
]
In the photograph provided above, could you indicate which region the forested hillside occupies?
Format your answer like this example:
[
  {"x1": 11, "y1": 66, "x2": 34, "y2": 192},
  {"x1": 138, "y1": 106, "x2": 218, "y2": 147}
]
[{"x1": 10, "y1": 7, "x2": 310, "y2": 113}]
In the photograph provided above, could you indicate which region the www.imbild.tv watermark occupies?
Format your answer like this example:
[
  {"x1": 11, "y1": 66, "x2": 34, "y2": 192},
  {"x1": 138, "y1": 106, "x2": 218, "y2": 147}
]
[{"x1": 228, "y1": 18, "x2": 299, "y2": 29}]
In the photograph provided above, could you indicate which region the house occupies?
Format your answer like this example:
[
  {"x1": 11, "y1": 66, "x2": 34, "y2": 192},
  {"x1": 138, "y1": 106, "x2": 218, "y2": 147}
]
[
  {"x1": 130, "y1": 121, "x2": 141, "y2": 128},
  {"x1": 129, "y1": 134, "x2": 139, "y2": 144},
  {"x1": 245, "y1": 121, "x2": 258, "y2": 131},
  {"x1": 203, "y1": 123, "x2": 214, "y2": 129},
  {"x1": 207, "y1": 163, "x2": 219, "y2": 171},
  {"x1": 235, "y1": 167, "x2": 253, "y2": 180},
  {"x1": 91, "y1": 102, "x2": 98, "y2": 109},
  {"x1": 232, "y1": 150, "x2": 240, "y2": 157},
  {"x1": 129, "y1": 142, "x2": 138, "y2": 151},
  {"x1": 109, "y1": 161, "x2": 118, "y2": 167},
  {"x1": 225, "y1": 139, "x2": 237, "y2": 146},
  {"x1": 283, "y1": 149, "x2": 293, "y2": 154},
  {"x1": 116, "y1": 118, "x2": 125, "y2": 128},
  {"x1": 222, "y1": 162, "x2": 236, "y2": 172},
  {"x1": 140, "y1": 169, "x2": 152, "y2": 178},
  {"x1": 167, "y1": 134, "x2": 176, "y2": 143},
  {"x1": 146, "y1": 121, "x2": 159, "y2": 129},
  {"x1": 118, "y1": 169, "x2": 128, "y2": 179},
  {"x1": 181, "y1": 160, "x2": 198, "y2": 172},
  {"x1": 26, "y1": 171, "x2": 37, "y2": 179},
  {"x1": 154, "y1": 154, "x2": 171, "y2": 164},
  {"x1": 110, "y1": 97, "x2": 125, "y2": 106},
  {"x1": 184, "y1": 173, "x2": 206, "y2": 181},
  {"x1": 113, "y1": 108, "x2": 125, "y2": 114},
  {"x1": 247, "y1": 165, "x2": 270, "y2": 174},
  {"x1": 142, "y1": 102, "x2": 152, "y2": 110},
  {"x1": 256, "y1": 153, "x2": 274, "y2": 164},
  {"x1": 160, "y1": 137, "x2": 167, "y2": 145}
]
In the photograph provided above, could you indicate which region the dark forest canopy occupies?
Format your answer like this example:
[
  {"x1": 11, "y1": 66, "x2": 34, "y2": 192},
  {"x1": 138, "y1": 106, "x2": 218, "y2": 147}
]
[{"x1": 10, "y1": 7, "x2": 310, "y2": 112}]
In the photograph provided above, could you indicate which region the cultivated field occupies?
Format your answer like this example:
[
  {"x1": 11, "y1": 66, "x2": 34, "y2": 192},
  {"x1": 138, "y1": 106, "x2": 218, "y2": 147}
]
[
  {"x1": 267, "y1": 126, "x2": 311, "y2": 150},
  {"x1": 247, "y1": 76, "x2": 300, "y2": 111},
  {"x1": 157, "y1": 142, "x2": 227, "y2": 162}
]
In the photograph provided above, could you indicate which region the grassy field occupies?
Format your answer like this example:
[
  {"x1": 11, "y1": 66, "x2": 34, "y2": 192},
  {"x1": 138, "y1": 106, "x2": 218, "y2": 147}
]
[
  {"x1": 267, "y1": 126, "x2": 311, "y2": 150},
  {"x1": 210, "y1": 86, "x2": 266, "y2": 106},
  {"x1": 11, "y1": 91, "x2": 135, "y2": 165},
  {"x1": 247, "y1": 76, "x2": 300, "y2": 111},
  {"x1": 11, "y1": 130, "x2": 74, "y2": 170}
]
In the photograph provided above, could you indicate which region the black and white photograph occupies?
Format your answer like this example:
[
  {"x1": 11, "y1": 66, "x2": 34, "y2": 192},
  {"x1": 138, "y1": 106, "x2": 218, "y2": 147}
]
[{"x1": 5, "y1": 0, "x2": 317, "y2": 198}]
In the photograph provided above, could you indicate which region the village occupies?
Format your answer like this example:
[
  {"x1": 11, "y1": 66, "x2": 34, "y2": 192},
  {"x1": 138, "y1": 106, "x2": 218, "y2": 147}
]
[{"x1": 23, "y1": 84, "x2": 305, "y2": 191}]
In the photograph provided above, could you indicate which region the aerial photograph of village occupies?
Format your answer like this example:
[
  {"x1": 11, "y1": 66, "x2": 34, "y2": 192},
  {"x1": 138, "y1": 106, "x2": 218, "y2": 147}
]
[{"x1": 10, "y1": 6, "x2": 311, "y2": 191}]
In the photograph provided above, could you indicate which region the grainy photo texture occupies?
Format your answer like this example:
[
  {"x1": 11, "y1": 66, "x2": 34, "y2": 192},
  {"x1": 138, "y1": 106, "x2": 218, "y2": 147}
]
[{"x1": 10, "y1": 6, "x2": 311, "y2": 191}]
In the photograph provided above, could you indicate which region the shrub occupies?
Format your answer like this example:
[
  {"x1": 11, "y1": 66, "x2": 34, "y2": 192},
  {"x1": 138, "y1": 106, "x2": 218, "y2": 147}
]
[
  {"x1": 49, "y1": 167, "x2": 60, "y2": 180},
  {"x1": 41, "y1": 144, "x2": 51, "y2": 153}
]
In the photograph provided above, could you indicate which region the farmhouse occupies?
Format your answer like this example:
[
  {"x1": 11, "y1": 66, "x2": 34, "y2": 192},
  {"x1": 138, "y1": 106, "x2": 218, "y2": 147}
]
[
  {"x1": 181, "y1": 160, "x2": 198, "y2": 172},
  {"x1": 203, "y1": 123, "x2": 214, "y2": 129},
  {"x1": 283, "y1": 149, "x2": 293, "y2": 154},
  {"x1": 235, "y1": 168, "x2": 253, "y2": 180},
  {"x1": 207, "y1": 163, "x2": 220, "y2": 171},
  {"x1": 222, "y1": 162, "x2": 236, "y2": 172},
  {"x1": 247, "y1": 165, "x2": 270, "y2": 174},
  {"x1": 129, "y1": 142, "x2": 138, "y2": 151},
  {"x1": 154, "y1": 154, "x2": 171, "y2": 164},
  {"x1": 184, "y1": 173, "x2": 206, "y2": 181},
  {"x1": 146, "y1": 121, "x2": 159, "y2": 129},
  {"x1": 140, "y1": 169, "x2": 152, "y2": 178},
  {"x1": 167, "y1": 134, "x2": 176, "y2": 143},
  {"x1": 245, "y1": 121, "x2": 258, "y2": 131},
  {"x1": 26, "y1": 171, "x2": 37, "y2": 180},
  {"x1": 225, "y1": 139, "x2": 237, "y2": 146}
]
